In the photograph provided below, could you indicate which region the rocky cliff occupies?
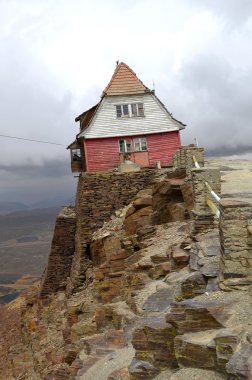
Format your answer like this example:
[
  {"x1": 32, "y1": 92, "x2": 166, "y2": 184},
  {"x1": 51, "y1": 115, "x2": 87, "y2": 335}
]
[{"x1": 1, "y1": 161, "x2": 252, "y2": 380}]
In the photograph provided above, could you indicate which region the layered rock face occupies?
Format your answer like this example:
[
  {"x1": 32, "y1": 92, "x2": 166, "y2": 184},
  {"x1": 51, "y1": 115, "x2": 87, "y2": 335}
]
[
  {"x1": 4, "y1": 165, "x2": 252, "y2": 380},
  {"x1": 40, "y1": 207, "x2": 76, "y2": 297}
]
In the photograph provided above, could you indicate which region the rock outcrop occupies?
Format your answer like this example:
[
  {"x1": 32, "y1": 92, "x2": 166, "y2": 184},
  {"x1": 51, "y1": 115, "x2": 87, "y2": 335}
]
[{"x1": 2, "y1": 164, "x2": 252, "y2": 380}]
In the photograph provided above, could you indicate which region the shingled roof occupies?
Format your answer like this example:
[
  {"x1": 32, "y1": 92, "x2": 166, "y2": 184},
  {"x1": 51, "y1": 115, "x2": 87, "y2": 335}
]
[{"x1": 102, "y1": 62, "x2": 150, "y2": 96}]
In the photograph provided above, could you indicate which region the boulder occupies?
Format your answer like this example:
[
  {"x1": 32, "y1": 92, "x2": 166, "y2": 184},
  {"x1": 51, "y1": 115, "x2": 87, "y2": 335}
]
[
  {"x1": 175, "y1": 271, "x2": 207, "y2": 300},
  {"x1": 171, "y1": 246, "x2": 190, "y2": 270},
  {"x1": 174, "y1": 330, "x2": 219, "y2": 369},
  {"x1": 166, "y1": 299, "x2": 233, "y2": 334},
  {"x1": 149, "y1": 262, "x2": 171, "y2": 280},
  {"x1": 133, "y1": 196, "x2": 153, "y2": 209},
  {"x1": 214, "y1": 328, "x2": 242, "y2": 370},
  {"x1": 131, "y1": 316, "x2": 177, "y2": 372},
  {"x1": 129, "y1": 358, "x2": 159, "y2": 379},
  {"x1": 226, "y1": 343, "x2": 252, "y2": 379},
  {"x1": 124, "y1": 207, "x2": 154, "y2": 236}
]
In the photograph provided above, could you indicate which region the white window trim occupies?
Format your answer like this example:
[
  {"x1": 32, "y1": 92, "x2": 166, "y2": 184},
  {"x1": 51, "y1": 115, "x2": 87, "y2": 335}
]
[
  {"x1": 133, "y1": 137, "x2": 147, "y2": 151},
  {"x1": 115, "y1": 104, "x2": 130, "y2": 118},
  {"x1": 118, "y1": 139, "x2": 132, "y2": 153},
  {"x1": 131, "y1": 103, "x2": 145, "y2": 117},
  {"x1": 118, "y1": 137, "x2": 147, "y2": 153},
  {"x1": 115, "y1": 103, "x2": 145, "y2": 118}
]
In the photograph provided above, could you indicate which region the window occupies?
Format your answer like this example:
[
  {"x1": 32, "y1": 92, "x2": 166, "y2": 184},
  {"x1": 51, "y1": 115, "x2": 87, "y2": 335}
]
[
  {"x1": 133, "y1": 137, "x2": 147, "y2": 151},
  {"x1": 119, "y1": 137, "x2": 147, "y2": 153},
  {"x1": 137, "y1": 103, "x2": 144, "y2": 117},
  {"x1": 119, "y1": 139, "x2": 132, "y2": 153},
  {"x1": 71, "y1": 148, "x2": 82, "y2": 161},
  {"x1": 116, "y1": 104, "x2": 129, "y2": 118},
  {"x1": 115, "y1": 103, "x2": 144, "y2": 118},
  {"x1": 131, "y1": 103, "x2": 137, "y2": 117}
]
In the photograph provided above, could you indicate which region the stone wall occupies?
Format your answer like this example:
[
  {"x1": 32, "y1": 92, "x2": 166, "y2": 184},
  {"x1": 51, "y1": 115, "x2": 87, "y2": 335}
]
[
  {"x1": 191, "y1": 167, "x2": 221, "y2": 234},
  {"x1": 173, "y1": 146, "x2": 204, "y2": 179},
  {"x1": 191, "y1": 167, "x2": 221, "y2": 214},
  {"x1": 67, "y1": 169, "x2": 156, "y2": 294},
  {"x1": 40, "y1": 207, "x2": 76, "y2": 297},
  {"x1": 219, "y1": 199, "x2": 252, "y2": 289}
]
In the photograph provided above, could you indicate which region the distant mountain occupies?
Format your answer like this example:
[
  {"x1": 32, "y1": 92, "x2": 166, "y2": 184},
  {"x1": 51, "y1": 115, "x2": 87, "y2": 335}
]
[
  {"x1": 0, "y1": 197, "x2": 75, "y2": 216},
  {"x1": 0, "y1": 206, "x2": 61, "y2": 227},
  {"x1": 0, "y1": 201, "x2": 29, "y2": 215},
  {"x1": 29, "y1": 196, "x2": 75, "y2": 209}
]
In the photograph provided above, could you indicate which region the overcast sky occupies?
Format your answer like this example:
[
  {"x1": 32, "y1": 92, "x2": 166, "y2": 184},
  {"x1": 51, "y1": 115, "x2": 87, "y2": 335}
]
[{"x1": 1, "y1": 0, "x2": 252, "y2": 204}]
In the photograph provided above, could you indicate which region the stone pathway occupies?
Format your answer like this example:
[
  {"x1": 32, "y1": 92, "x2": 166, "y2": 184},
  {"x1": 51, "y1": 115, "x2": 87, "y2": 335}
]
[{"x1": 207, "y1": 159, "x2": 252, "y2": 203}]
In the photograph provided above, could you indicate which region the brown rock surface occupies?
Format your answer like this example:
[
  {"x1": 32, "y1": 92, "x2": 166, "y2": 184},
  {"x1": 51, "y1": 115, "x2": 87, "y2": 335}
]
[
  {"x1": 166, "y1": 299, "x2": 233, "y2": 334},
  {"x1": 131, "y1": 317, "x2": 177, "y2": 371},
  {"x1": 174, "y1": 330, "x2": 219, "y2": 369},
  {"x1": 3, "y1": 159, "x2": 252, "y2": 380}
]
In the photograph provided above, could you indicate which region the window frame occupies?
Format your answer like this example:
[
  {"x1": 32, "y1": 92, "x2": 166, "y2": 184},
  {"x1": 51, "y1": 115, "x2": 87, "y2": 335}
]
[
  {"x1": 118, "y1": 137, "x2": 147, "y2": 153},
  {"x1": 71, "y1": 148, "x2": 82, "y2": 161},
  {"x1": 133, "y1": 137, "x2": 147, "y2": 151},
  {"x1": 115, "y1": 104, "x2": 129, "y2": 118},
  {"x1": 118, "y1": 139, "x2": 133, "y2": 153},
  {"x1": 131, "y1": 103, "x2": 144, "y2": 117},
  {"x1": 115, "y1": 103, "x2": 145, "y2": 118}
]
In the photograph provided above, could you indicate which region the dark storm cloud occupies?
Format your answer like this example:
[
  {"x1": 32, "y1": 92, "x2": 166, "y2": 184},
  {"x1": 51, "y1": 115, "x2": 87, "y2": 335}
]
[
  {"x1": 0, "y1": 158, "x2": 72, "y2": 179},
  {"x1": 0, "y1": 158, "x2": 77, "y2": 204},
  {"x1": 167, "y1": 54, "x2": 252, "y2": 157},
  {"x1": 207, "y1": 145, "x2": 252, "y2": 158}
]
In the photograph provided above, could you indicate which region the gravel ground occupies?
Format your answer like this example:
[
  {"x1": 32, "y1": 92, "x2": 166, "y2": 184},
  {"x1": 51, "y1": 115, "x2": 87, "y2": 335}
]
[{"x1": 154, "y1": 368, "x2": 227, "y2": 380}]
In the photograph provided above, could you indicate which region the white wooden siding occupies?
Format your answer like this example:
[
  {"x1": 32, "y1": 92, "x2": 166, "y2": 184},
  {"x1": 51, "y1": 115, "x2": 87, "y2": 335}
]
[{"x1": 79, "y1": 94, "x2": 182, "y2": 139}]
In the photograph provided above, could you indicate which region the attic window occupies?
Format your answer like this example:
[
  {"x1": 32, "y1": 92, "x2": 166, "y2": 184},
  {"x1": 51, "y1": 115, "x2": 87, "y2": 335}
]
[
  {"x1": 116, "y1": 104, "x2": 129, "y2": 118},
  {"x1": 131, "y1": 103, "x2": 144, "y2": 117},
  {"x1": 115, "y1": 103, "x2": 144, "y2": 118}
]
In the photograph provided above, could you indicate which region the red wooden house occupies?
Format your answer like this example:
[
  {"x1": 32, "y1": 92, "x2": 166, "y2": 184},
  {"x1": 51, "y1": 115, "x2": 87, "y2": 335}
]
[{"x1": 68, "y1": 62, "x2": 185, "y2": 172}]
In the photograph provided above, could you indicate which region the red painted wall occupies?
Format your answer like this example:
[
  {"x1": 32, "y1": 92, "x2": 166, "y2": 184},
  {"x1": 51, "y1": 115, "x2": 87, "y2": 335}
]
[
  {"x1": 147, "y1": 131, "x2": 181, "y2": 166},
  {"x1": 84, "y1": 131, "x2": 181, "y2": 172},
  {"x1": 84, "y1": 137, "x2": 120, "y2": 172}
]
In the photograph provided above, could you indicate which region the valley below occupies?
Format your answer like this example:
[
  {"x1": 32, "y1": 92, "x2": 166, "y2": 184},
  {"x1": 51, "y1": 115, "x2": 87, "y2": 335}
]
[{"x1": 0, "y1": 207, "x2": 60, "y2": 304}]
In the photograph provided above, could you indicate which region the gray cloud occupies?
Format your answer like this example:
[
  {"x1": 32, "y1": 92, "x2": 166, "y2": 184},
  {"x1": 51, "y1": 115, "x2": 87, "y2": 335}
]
[
  {"x1": 190, "y1": 0, "x2": 252, "y2": 26},
  {"x1": 1, "y1": 0, "x2": 252, "y2": 203},
  {"x1": 0, "y1": 159, "x2": 72, "y2": 178},
  {"x1": 163, "y1": 54, "x2": 252, "y2": 157},
  {"x1": 0, "y1": 158, "x2": 77, "y2": 205}
]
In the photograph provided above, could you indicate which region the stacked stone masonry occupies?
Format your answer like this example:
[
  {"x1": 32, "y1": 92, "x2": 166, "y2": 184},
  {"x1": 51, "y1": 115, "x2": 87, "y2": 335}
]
[
  {"x1": 191, "y1": 167, "x2": 221, "y2": 215},
  {"x1": 191, "y1": 167, "x2": 221, "y2": 234},
  {"x1": 173, "y1": 146, "x2": 204, "y2": 179},
  {"x1": 219, "y1": 199, "x2": 252, "y2": 289},
  {"x1": 40, "y1": 207, "x2": 76, "y2": 297},
  {"x1": 68, "y1": 170, "x2": 156, "y2": 294}
]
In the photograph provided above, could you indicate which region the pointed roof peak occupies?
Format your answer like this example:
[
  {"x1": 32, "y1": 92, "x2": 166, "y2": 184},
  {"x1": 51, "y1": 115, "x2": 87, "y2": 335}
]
[{"x1": 102, "y1": 62, "x2": 150, "y2": 97}]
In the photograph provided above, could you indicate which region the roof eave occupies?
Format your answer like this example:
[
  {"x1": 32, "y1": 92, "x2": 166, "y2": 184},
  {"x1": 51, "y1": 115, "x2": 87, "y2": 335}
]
[
  {"x1": 79, "y1": 127, "x2": 180, "y2": 139},
  {"x1": 75, "y1": 103, "x2": 99, "y2": 122}
]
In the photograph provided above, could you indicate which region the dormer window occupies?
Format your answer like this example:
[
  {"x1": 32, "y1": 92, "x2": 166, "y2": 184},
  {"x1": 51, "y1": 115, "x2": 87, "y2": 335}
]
[
  {"x1": 131, "y1": 103, "x2": 144, "y2": 117},
  {"x1": 115, "y1": 103, "x2": 144, "y2": 118},
  {"x1": 116, "y1": 104, "x2": 129, "y2": 118}
]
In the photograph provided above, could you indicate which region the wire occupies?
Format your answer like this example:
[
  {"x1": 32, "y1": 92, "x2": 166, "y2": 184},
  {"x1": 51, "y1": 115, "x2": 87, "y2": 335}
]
[{"x1": 0, "y1": 133, "x2": 66, "y2": 147}]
